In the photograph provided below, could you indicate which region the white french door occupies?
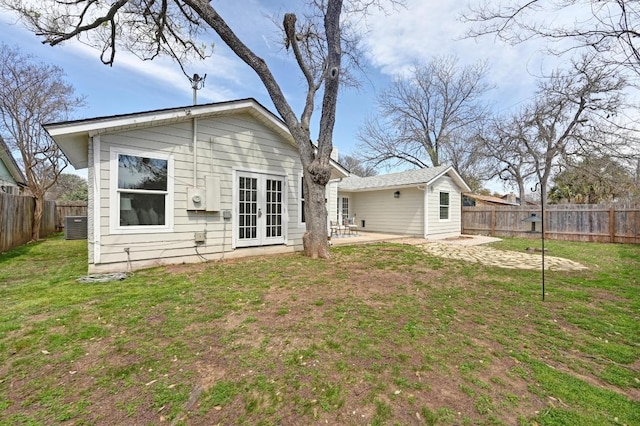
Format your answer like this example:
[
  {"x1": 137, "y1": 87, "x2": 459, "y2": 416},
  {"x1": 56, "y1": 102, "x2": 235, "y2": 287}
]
[{"x1": 236, "y1": 171, "x2": 286, "y2": 248}]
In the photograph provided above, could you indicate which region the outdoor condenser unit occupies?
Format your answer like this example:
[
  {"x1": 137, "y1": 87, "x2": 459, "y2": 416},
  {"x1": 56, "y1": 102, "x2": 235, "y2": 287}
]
[{"x1": 65, "y1": 216, "x2": 88, "y2": 240}]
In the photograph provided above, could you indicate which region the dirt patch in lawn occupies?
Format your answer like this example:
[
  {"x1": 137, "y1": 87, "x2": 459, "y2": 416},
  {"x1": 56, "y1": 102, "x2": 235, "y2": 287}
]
[
  {"x1": 3, "y1": 244, "x2": 637, "y2": 426},
  {"x1": 166, "y1": 255, "x2": 548, "y2": 425}
]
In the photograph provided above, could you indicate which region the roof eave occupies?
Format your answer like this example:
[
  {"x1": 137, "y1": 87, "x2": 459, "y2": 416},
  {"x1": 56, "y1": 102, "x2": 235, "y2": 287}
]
[
  {"x1": 44, "y1": 99, "x2": 295, "y2": 170},
  {"x1": 426, "y1": 166, "x2": 471, "y2": 192},
  {"x1": 0, "y1": 137, "x2": 27, "y2": 185}
]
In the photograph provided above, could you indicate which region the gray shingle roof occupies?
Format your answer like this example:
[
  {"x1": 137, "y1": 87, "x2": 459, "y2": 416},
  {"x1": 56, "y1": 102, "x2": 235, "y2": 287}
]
[{"x1": 339, "y1": 165, "x2": 466, "y2": 191}]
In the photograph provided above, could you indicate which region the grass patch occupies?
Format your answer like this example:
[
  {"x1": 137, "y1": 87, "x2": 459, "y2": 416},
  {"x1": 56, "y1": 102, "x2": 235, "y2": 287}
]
[{"x1": 0, "y1": 234, "x2": 638, "y2": 424}]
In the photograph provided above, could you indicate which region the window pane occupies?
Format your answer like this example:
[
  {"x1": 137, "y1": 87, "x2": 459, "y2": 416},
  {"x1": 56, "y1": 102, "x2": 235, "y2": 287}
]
[
  {"x1": 118, "y1": 154, "x2": 167, "y2": 190},
  {"x1": 120, "y1": 193, "x2": 166, "y2": 226},
  {"x1": 440, "y1": 206, "x2": 449, "y2": 220}
]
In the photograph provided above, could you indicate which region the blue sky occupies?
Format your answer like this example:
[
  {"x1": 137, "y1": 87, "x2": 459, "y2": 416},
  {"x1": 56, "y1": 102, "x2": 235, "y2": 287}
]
[{"x1": 0, "y1": 0, "x2": 559, "y2": 190}]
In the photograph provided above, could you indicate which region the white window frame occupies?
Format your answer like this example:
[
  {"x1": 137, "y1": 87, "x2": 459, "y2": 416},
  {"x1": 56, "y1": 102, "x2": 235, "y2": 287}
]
[
  {"x1": 439, "y1": 191, "x2": 450, "y2": 221},
  {"x1": 109, "y1": 146, "x2": 174, "y2": 234}
]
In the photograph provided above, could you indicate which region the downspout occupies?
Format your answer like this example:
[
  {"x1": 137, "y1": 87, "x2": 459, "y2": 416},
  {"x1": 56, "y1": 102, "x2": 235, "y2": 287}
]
[
  {"x1": 92, "y1": 135, "x2": 101, "y2": 265},
  {"x1": 193, "y1": 117, "x2": 198, "y2": 187},
  {"x1": 189, "y1": 73, "x2": 206, "y2": 188}
]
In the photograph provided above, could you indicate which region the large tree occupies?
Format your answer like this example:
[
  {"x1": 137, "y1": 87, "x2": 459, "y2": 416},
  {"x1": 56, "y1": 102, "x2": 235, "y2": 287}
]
[
  {"x1": 2, "y1": 0, "x2": 393, "y2": 258},
  {"x1": 338, "y1": 153, "x2": 377, "y2": 177},
  {"x1": 356, "y1": 56, "x2": 492, "y2": 176},
  {"x1": 46, "y1": 173, "x2": 88, "y2": 201},
  {"x1": 463, "y1": 0, "x2": 640, "y2": 76},
  {"x1": 549, "y1": 156, "x2": 639, "y2": 204},
  {"x1": 477, "y1": 116, "x2": 538, "y2": 202},
  {"x1": 481, "y1": 55, "x2": 626, "y2": 204},
  {"x1": 0, "y1": 44, "x2": 84, "y2": 240}
]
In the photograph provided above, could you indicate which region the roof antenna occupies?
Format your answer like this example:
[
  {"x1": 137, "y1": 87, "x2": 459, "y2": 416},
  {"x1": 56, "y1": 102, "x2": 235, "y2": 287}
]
[{"x1": 189, "y1": 73, "x2": 207, "y2": 105}]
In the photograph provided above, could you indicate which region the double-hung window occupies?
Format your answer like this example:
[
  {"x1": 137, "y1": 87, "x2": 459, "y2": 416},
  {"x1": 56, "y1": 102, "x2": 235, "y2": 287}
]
[
  {"x1": 111, "y1": 148, "x2": 173, "y2": 233},
  {"x1": 439, "y1": 192, "x2": 450, "y2": 220}
]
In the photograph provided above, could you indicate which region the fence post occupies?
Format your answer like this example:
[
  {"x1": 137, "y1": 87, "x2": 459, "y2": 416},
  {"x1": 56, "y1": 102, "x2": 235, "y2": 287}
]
[
  {"x1": 491, "y1": 209, "x2": 496, "y2": 236},
  {"x1": 609, "y1": 208, "x2": 615, "y2": 243}
]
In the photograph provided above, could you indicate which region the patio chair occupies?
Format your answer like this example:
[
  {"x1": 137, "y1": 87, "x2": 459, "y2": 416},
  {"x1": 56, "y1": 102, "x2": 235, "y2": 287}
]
[
  {"x1": 330, "y1": 220, "x2": 346, "y2": 237},
  {"x1": 345, "y1": 217, "x2": 358, "y2": 235}
]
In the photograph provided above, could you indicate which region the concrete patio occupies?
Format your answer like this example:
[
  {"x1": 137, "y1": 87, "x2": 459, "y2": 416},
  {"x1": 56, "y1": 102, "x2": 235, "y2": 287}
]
[
  {"x1": 329, "y1": 232, "x2": 499, "y2": 247},
  {"x1": 329, "y1": 232, "x2": 587, "y2": 271}
]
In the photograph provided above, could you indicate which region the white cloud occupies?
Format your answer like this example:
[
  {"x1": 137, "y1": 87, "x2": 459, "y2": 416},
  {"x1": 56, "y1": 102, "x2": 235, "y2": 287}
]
[{"x1": 359, "y1": 0, "x2": 566, "y2": 109}]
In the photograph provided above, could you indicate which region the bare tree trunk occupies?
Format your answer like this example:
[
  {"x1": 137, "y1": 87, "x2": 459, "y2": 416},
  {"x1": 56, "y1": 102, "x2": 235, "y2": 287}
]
[
  {"x1": 517, "y1": 179, "x2": 526, "y2": 206},
  {"x1": 302, "y1": 174, "x2": 329, "y2": 258},
  {"x1": 183, "y1": 0, "x2": 343, "y2": 258},
  {"x1": 31, "y1": 195, "x2": 43, "y2": 241}
]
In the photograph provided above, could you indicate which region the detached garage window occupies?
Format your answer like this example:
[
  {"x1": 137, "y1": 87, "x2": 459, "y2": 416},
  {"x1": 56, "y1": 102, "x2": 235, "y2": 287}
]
[
  {"x1": 111, "y1": 148, "x2": 173, "y2": 233},
  {"x1": 439, "y1": 192, "x2": 450, "y2": 220}
]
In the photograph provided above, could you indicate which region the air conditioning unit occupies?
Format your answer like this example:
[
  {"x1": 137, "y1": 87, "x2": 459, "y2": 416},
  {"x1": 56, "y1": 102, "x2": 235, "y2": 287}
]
[
  {"x1": 65, "y1": 216, "x2": 88, "y2": 240},
  {"x1": 1, "y1": 185, "x2": 15, "y2": 194}
]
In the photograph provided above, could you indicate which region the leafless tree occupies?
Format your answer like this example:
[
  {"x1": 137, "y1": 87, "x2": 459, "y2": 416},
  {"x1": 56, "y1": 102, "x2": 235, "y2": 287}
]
[
  {"x1": 440, "y1": 129, "x2": 491, "y2": 192},
  {"x1": 478, "y1": 113, "x2": 540, "y2": 202},
  {"x1": 338, "y1": 153, "x2": 378, "y2": 177},
  {"x1": 481, "y1": 55, "x2": 626, "y2": 204},
  {"x1": 356, "y1": 56, "x2": 492, "y2": 177},
  {"x1": 0, "y1": 44, "x2": 84, "y2": 240},
  {"x1": 1, "y1": 0, "x2": 401, "y2": 258},
  {"x1": 463, "y1": 0, "x2": 640, "y2": 77}
]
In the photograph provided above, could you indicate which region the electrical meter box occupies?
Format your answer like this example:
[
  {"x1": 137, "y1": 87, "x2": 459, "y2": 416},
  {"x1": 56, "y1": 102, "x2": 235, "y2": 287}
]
[{"x1": 187, "y1": 187, "x2": 206, "y2": 211}]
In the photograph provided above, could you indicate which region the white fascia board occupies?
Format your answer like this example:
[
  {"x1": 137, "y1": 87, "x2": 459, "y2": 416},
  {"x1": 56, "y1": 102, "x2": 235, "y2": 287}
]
[{"x1": 425, "y1": 166, "x2": 471, "y2": 193}]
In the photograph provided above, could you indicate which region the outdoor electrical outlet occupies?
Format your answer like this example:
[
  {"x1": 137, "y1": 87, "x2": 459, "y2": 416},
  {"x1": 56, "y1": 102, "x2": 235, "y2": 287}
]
[
  {"x1": 194, "y1": 232, "x2": 206, "y2": 243},
  {"x1": 124, "y1": 247, "x2": 130, "y2": 254}
]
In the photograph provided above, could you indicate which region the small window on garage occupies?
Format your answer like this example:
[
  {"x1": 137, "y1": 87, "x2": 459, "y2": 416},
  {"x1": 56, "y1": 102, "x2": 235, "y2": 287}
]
[{"x1": 439, "y1": 191, "x2": 450, "y2": 220}]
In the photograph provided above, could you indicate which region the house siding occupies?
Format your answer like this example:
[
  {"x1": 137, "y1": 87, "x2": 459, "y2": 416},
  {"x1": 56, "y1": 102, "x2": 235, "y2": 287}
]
[
  {"x1": 91, "y1": 113, "x2": 304, "y2": 272},
  {"x1": 326, "y1": 180, "x2": 339, "y2": 233},
  {"x1": 0, "y1": 159, "x2": 16, "y2": 187},
  {"x1": 426, "y1": 176, "x2": 462, "y2": 238},
  {"x1": 348, "y1": 187, "x2": 424, "y2": 236}
]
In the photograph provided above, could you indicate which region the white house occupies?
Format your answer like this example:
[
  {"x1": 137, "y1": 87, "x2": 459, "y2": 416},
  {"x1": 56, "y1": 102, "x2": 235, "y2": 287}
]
[
  {"x1": 335, "y1": 165, "x2": 471, "y2": 239},
  {"x1": 45, "y1": 98, "x2": 348, "y2": 273},
  {"x1": 0, "y1": 136, "x2": 27, "y2": 195}
]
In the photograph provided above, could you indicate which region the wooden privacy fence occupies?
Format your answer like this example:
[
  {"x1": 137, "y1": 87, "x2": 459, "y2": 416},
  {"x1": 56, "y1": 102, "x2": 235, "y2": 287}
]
[
  {"x1": 55, "y1": 201, "x2": 88, "y2": 231},
  {"x1": 0, "y1": 195, "x2": 88, "y2": 253},
  {"x1": 462, "y1": 204, "x2": 640, "y2": 244},
  {"x1": 0, "y1": 193, "x2": 57, "y2": 252}
]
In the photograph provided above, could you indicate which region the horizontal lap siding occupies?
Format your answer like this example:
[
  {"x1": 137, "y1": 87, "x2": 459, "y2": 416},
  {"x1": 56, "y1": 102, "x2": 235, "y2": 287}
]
[
  {"x1": 427, "y1": 176, "x2": 462, "y2": 237},
  {"x1": 350, "y1": 187, "x2": 424, "y2": 235},
  {"x1": 94, "y1": 114, "x2": 303, "y2": 270}
]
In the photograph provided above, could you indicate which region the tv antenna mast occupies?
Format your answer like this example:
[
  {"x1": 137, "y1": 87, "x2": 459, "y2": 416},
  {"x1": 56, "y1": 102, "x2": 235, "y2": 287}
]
[{"x1": 189, "y1": 73, "x2": 206, "y2": 105}]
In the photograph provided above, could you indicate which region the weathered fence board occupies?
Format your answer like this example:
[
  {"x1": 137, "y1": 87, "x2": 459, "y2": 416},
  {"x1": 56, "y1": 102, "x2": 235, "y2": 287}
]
[
  {"x1": 55, "y1": 201, "x2": 88, "y2": 231},
  {"x1": 0, "y1": 193, "x2": 58, "y2": 253},
  {"x1": 462, "y1": 204, "x2": 640, "y2": 244}
]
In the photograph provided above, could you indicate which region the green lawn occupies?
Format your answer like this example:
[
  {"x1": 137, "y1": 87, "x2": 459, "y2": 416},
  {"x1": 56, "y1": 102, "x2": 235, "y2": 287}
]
[{"x1": 0, "y1": 234, "x2": 638, "y2": 425}]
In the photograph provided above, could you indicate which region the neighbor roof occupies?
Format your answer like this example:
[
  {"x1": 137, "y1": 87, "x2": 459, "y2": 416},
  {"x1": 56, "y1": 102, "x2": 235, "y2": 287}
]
[
  {"x1": 339, "y1": 165, "x2": 470, "y2": 192},
  {"x1": 464, "y1": 193, "x2": 519, "y2": 206},
  {"x1": 44, "y1": 98, "x2": 349, "y2": 179},
  {"x1": 0, "y1": 136, "x2": 27, "y2": 187}
]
